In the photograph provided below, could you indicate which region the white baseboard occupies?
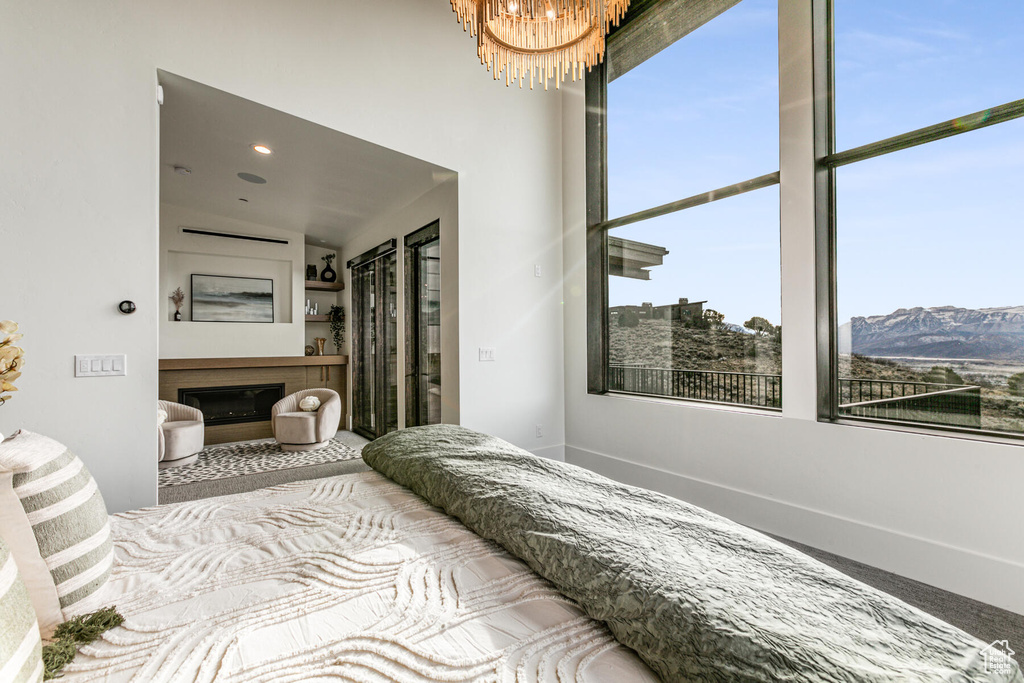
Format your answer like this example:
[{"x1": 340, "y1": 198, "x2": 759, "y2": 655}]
[
  {"x1": 565, "y1": 445, "x2": 1024, "y2": 617},
  {"x1": 530, "y1": 443, "x2": 566, "y2": 461}
]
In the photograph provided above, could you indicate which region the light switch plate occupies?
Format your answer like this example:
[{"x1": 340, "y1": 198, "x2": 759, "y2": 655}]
[
  {"x1": 76, "y1": 354, "x2": 127, "y2": 377},
  {"x1": 478, "y1": 347, "x2": 496, "y2": 362}
]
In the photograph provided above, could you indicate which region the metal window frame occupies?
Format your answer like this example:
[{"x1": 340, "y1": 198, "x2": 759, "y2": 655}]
[
  {"x1": 349, "y1": 238, "x2": 399, "y2": 440},
  {"x1": 812, "y1": 0, "x2": 836, "y2": 421},
  {"x1": 585, "y1": 0, "x2": 782, "y2": 406},
  {"x1": 404, "y1": 220, "x2": 441, "y2": 428},
  {"x1": 585, "y1": 60, "x2": 609, "y2": 395},
  {"x1": 813, "y1": 0, "x2": 1024, "y2": 442},
  {"x1": 346, "y1": 238, "x2": 397, "y2": 270}
]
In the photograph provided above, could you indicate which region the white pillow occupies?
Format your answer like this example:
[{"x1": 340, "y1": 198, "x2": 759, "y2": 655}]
[
  {"x1": 0, "y1": 431, "x2": 113, "y2": 635},
  {"x1": 0, "y1": 534, "x2": 43, "y2": 682}
]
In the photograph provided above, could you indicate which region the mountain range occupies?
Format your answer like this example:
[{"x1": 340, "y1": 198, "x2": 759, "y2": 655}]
[{"x1": 839, "y1": 305, "x2": 1024, "y2": 360}]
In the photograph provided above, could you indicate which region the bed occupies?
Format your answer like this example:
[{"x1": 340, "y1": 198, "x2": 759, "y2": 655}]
[
  {"x1": 61, "y1": 470, "x2": 658, "y2": 682},
  {"x1": 59, "y1": 425, "x2": 1021, "y2": 683}
]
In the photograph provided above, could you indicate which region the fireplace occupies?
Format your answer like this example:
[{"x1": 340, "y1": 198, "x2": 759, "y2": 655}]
[{"x1": 178, "y1": 384, "x2": 285, "y2": 426}]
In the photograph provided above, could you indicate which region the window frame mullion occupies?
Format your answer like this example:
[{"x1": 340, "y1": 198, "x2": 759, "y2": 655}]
[
  {"x1": 586, "y1": 59, "x2": 610, "y2": 395},
  {"x1": 812, "y1": 0, "x2": 837, "y2": 422}
]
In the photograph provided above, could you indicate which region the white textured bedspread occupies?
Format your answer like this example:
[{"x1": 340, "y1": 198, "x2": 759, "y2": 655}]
[{"x1": 62, "y1": 471, "x2": 658, "y2": 682}]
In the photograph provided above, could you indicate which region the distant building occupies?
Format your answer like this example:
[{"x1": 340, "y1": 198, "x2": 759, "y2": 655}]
[
  {"x1": 610, "y1": 298, "x2": 707, "y2": 321},
  {"x1": 655, "y1": 298, "x2": 707, "y2": 321}
]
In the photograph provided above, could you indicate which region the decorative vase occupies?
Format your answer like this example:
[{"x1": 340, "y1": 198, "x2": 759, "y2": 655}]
[
  {"x1": 320, "y1": 264, "x2": 337, "y2": 283},
  {"x1": 306, "y1": 265, "x2": 317, "y2": 281},
  {"x1": 314, "y1": 337, "x2": 326, "y2": 356},
  {"x1": 174, "y1": 310, "x2": 182, "y2": 321}
]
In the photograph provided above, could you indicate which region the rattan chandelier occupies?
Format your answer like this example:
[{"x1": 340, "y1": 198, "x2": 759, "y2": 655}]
[{"x1": 451, "y1": 0, "x2": 631, "y2": 89}]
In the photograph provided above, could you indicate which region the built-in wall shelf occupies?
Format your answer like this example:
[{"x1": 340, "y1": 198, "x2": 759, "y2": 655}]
[
  {"x1": 305, "y1": 314, "x2": 329, "y2": 322},
  {"x1": 304, "y1": 280, "x2": 344, "y2": 292}
]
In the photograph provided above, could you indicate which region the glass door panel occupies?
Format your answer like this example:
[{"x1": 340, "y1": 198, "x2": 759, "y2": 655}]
[
  {"x1": 349, "y1": 240, "x2": 398, "y2": 440},
  {"x1": 405, "y1": 222, "x2": 442, "y2": 427},
  {"x1": 351, "y1": 260, "x2": 375, "y2": 438}
]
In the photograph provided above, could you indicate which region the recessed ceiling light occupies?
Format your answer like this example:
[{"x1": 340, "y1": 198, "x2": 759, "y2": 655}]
[
  {"x1": 237, "y1": 172, "x2": 267, "y2": 184},
  {"x1": 252, "y1": 144, "x2": 273, "y2": 155}
]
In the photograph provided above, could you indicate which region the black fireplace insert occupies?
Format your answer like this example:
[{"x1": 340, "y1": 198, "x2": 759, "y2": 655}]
[{"x1": 178, "y1": 383, "x2": 285, "y2": 426}]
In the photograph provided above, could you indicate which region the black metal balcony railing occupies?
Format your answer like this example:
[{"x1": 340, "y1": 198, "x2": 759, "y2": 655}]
[
  {"x1": 608, "y1": 365, "x2": 983, "y2": 427},
  {"x1": 608, "y1": 364, "x2": 782, "y2": 409},
  {"x1": 839, "y1": 378, "x2": 965, "y2": 404},
  {"x1": 838, "y1": 378, "x2": 982, "y2": 429}
]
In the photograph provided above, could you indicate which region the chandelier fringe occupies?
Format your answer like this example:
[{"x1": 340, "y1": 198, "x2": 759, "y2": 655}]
[{"x1": 452, "y1": 0, "x2": 630, "y2": 89}]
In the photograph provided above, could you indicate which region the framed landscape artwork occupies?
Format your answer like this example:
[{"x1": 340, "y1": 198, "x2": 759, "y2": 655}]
[{"x1": 191, "y1": 274, "x2": 274, "y2": 323}]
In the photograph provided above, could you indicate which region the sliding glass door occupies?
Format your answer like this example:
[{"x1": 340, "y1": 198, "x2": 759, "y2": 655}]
[
  {"x1": 405, "y1": 221, "x2": 442, "y2": 427},
  {"x1": 349, "y1": 240, "x2": 398, "y2": 440}
]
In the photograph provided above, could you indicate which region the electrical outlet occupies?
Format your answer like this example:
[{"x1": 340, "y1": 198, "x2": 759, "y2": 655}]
[
  {"x1": 478, "y1": 347, "x2": 496, "y2": 362},
  {"x1": 535, "y1": 424, "x2": 543, "y2": 438},
  {"x1": 534, "y1": 264, "x2": 542, "y2": 277}
]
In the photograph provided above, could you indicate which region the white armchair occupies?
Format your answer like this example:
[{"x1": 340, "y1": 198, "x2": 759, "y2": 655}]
[
  {"x1": 158, "y1": 400, "x2": 205, "y2": 468},
  {"x1": 271, "y1": 389, "x2": 341, "y2": 451}
]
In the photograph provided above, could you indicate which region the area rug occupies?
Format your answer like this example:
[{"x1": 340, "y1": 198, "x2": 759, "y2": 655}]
[{"x1": 159, "y1": 437, "x2": 363, "y2": 489}]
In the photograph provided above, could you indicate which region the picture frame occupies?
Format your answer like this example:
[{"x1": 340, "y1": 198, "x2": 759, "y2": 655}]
[{"x1": 190, "y1": 274, "x2": 274, "y2": 323}]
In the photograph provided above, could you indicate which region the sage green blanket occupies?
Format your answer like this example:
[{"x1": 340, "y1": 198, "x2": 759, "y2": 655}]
[{"x1": 364, "y1": 425, "x2": 1022, "y2": 683}]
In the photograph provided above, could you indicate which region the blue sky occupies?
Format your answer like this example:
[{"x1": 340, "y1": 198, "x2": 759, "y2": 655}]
[{"x1": 607, "y1": 0, "x2": 1024, "y2": 328}]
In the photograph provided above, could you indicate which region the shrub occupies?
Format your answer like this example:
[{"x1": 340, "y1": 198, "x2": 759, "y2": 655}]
[
  {"x1": 744, "y1": 316, "x2": 776, "y2": 337},
  {"x1": 922, "y1": 366, "x2": 964, "y2": 385},
  {"x1": 703, "y1": 309, "x2": 725, "y2": 328},
  {"x1": 618, "y1": 309, "x2": 640, "y2": 328},
  {"x1": 1008, "y1": 372, "x2": 1024, "y2": 395},
  {"x1": 684, "y1": 315, "x2": 711, "y2": 330}
]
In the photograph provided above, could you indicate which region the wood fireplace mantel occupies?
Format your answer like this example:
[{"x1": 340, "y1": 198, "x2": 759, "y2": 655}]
[
  {"x1": 159, "y1": 356, "x2": 349, "y2": 445},
  {"x1": 159, "y1": 356, "x2": 348, "y2": 371}
]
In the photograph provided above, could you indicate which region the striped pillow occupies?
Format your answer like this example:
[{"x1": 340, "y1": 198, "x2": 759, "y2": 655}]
[
  {"x1": 0, "y1": 431, "x2": 112, "y2": 633},
  {"x1": 0, "y1": 536, "x2": 44, "y2": 683}
]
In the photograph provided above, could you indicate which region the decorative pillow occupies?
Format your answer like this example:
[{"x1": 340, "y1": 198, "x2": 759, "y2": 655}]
[
  {"x1": 0, "y1": 535, "x2": 44, "y2": 683},
  {"x1": 299, "y1": 396, "x2": 321, "y2": 412},
  {"x1": 0, "y1": 431, "x2": 112, "y2": 634}
]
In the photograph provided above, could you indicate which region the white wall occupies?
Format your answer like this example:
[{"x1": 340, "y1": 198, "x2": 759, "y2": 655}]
[
  {"x1": 561, "y1": 3, "x2": 1024, "y2": 615},
  {"x1": 160, "y1": 203, "x2": 304, "y2": 358},
  {"x1": 1, "y1": 0, "x2": 565, "y2": 511},
  {"x1": 336, "y1": 178, "x2": 461, "y2": 429}
]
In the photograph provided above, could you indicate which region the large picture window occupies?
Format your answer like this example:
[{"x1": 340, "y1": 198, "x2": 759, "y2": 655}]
[
  {"x1": 588, "y1": 0, "x2": 782, "y2": 409},
  {"x1": 817, "y1": 1, "x2": 1024, "y2": 436}
]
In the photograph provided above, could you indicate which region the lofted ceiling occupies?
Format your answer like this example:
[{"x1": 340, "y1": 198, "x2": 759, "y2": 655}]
[{"x1": 158, "y1": 71, "x2": 454, "y2": 246}]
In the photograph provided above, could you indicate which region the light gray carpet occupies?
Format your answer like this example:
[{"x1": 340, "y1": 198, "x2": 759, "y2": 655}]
[
  {"x1": 158, "y1": 457, "x2": 371, "y2": 504},
  {"x1": 160, "y1": 434, "x2": 365, "y2": 488},
  {"x1": 771, "y1": 534, "x2": 1023, "y2": 648},
  {"x1": 158, "y1": 430, "x2": 370, "y2": 504}
]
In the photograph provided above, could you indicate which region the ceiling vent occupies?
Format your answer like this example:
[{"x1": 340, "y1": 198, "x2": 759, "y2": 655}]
[{"x1": 179, "y1": 227, "x2": 290, "y2": 246}]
